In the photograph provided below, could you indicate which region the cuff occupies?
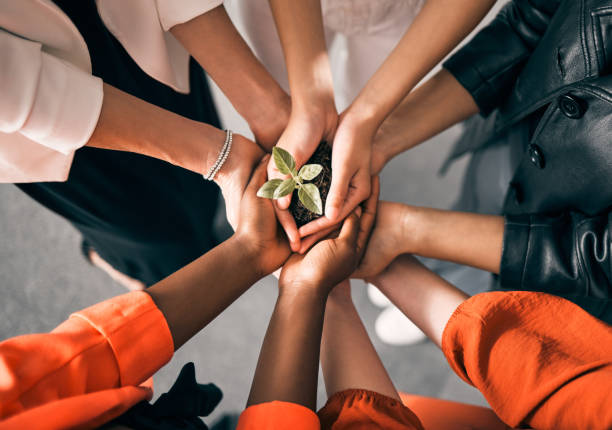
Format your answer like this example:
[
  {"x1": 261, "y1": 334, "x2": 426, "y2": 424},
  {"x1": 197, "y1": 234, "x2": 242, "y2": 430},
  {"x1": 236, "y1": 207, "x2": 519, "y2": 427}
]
[
  {"x1": 237, "y1": 401, "x2": 320, "y2": 430},
  {"x1": 71, "y1": 291, "x2": 174, "y2": 387},
  {"x1": 318, "y1": 389, "x2": 423, "y2": 430},
  {"x1": 20, "y1": 53, "x2": 103, "y2": 155},
  {"x1": 499, "y1": 214, "x2": 531, "y2": 290},
  {"x1": 156, "y1": 0, "x2": 224, "y2": 31}
]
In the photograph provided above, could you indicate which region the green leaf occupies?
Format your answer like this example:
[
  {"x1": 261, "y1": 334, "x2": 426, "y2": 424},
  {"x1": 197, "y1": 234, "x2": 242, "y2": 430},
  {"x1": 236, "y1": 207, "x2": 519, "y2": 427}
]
[
  {"x1": 298, "y1": 164, "x2": 323, "y2": 181},
  {"x1": 257, "y1": 179, "x2": 283, "y2": 198},
  {"x1": 273, "y1": 178, "x2": 296, "y2": 199},
  {"x1": 272, "y1": 147, "x2": 296, "y2": 176},
  {"x1": 298, "y1": 183, "x2": 323, "y2": 215}
]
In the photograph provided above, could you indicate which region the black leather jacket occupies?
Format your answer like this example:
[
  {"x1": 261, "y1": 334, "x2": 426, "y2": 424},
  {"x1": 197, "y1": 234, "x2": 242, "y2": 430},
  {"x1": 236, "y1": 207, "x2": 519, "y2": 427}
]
[{"x1": 444, "y1": 0, "x2": 612, "y2": 322}]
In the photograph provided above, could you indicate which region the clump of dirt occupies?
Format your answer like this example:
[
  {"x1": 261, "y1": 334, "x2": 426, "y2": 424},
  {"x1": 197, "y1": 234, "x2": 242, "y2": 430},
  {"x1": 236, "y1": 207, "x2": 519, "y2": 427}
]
[{"x1": 289, "y1": 142, "x2": 332, "y2": 227}]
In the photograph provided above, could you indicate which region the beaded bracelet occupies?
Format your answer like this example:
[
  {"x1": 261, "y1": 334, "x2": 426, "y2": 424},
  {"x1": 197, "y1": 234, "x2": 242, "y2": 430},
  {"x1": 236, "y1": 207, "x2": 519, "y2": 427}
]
[{"x1": 203, "y1": 130, "x2": 233, "y2": 181}]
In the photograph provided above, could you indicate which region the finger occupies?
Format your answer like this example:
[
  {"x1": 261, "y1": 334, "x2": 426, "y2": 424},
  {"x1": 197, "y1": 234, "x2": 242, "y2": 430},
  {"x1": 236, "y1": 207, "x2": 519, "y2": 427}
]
[
  {"x1": 298, "y1": 224, "x2": 339, "y2": 254},
  {"x1": 325, "y1": 166, "x2": 353, "y2": 221},
  {"x1": 274, "y1": 204, "x2": 300, "y2": 252},
  {"x1": 356, "y1": 176, "x2": 380, "y2": 255},
  {"x1": 298, "y1": 214, "x2": 339, "y2": 237},
  {"x1": 247, "y1": 154, "x2": 271, "y2": 193},
  {"x1": 301, "y1": 174, "x2": 369, "y2": 237},
  {"x1": 338, "y1": 209, "x2": 360, "y2": 247}
]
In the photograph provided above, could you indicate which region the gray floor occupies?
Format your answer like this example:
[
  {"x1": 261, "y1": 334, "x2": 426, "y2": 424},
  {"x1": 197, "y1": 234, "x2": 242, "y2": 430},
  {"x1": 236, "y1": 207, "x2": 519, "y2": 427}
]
[{"x1": 0, "y1": 4, "x2": 514, "y2": 422}]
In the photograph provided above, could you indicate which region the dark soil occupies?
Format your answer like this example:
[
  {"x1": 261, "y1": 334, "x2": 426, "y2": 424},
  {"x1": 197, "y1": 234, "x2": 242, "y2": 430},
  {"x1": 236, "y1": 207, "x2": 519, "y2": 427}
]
[{"x1": 289, "y1": 142, "x2": 332, "y2": 227}]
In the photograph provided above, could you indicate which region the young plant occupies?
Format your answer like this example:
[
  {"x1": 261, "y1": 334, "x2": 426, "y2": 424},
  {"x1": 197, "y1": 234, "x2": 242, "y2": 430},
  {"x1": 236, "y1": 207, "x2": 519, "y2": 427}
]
[{"x1": 257, "y1": 147, "x2": 324, "y2": 215}]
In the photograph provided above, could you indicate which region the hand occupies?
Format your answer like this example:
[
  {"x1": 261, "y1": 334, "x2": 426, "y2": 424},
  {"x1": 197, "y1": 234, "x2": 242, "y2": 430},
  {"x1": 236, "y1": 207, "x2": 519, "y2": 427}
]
[
  {"x1": 250, "y1": 91, "x2": 292, "y2": 152},
  {"x1": 234, "y1": 155, "x2": 292, "y2": 276},
  {"x1": 268, "y1": 102, "x2": 338, "y2": 251},
  {"x1": 279, "y1": 177, "x2": 379, "y2": 296},
  {"x1": 298, "y1": 112, "x2": 373, "y2": 238},
  {"x1": 215, "y1": 134, "x2": 266, "y2": 229},
  {"x1": 352, "y1": 201, "x2": 414, "y2": 280}
]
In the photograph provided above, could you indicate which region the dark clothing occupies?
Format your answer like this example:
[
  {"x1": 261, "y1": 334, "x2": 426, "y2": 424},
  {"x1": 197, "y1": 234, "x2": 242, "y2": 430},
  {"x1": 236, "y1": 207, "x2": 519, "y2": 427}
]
[
  {"x1": 443, "y1": 0, "x2": 612, "y2": 322},
  {"x1": 18, "y1": 0, "x2": 221, "y2": 285}
]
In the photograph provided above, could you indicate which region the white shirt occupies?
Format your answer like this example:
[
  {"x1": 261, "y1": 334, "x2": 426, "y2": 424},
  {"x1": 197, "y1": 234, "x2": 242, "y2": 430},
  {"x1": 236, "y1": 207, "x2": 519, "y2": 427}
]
[{"x1": 0, "y1": 0, "x2": 222, "y2": 183}]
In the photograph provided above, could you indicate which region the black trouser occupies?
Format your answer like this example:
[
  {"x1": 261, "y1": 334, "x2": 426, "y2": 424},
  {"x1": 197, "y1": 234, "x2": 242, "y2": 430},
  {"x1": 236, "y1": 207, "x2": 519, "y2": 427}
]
[{"x1": 18, "y1": 1, "x2": 221, "y2": 285}]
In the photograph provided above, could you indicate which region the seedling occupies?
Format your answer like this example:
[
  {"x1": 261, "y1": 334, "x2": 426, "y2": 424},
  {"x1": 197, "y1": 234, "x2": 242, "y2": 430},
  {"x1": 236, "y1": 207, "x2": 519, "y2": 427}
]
[{"x1": 257, "y1": 147, "x2": 324, "y2": 215}]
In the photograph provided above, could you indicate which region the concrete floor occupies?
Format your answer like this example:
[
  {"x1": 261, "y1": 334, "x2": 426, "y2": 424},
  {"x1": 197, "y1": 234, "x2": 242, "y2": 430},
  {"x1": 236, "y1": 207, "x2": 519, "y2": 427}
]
[{"x1": 0, "y1": 3, "x2": 512, "y2": 425}]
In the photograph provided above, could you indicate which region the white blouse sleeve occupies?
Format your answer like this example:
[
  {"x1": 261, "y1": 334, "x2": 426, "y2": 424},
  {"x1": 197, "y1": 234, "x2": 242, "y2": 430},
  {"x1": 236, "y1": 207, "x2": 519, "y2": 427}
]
[
  {"x1": 0, "y1": 29, "x2": 103, "y2": 157},
  {"x1": 155, "y1": 0, "x2": 224, "y2": 31}
]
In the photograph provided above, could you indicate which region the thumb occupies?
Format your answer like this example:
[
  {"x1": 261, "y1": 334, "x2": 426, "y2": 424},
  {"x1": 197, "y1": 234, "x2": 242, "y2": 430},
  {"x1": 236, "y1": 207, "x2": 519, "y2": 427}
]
[{"x1": 326, "y1": 166, "x2": 351, "y2": 221}]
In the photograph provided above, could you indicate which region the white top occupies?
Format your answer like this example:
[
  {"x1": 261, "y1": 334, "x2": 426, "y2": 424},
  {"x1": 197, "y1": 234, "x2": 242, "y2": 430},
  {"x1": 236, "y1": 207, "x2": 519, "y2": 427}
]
[{"x1": 0, "y1": 0, "x2": 222, "y2": 183}]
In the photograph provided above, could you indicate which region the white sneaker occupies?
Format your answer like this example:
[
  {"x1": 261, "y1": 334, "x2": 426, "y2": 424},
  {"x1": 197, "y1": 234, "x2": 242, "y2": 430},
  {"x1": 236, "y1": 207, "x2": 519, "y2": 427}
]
[
  {"x1": 375, "y1": 306, "x2": 427, "y2": 346},
  {"x1": 367, "y1": 283, "x2": 392, "y2": 307}
]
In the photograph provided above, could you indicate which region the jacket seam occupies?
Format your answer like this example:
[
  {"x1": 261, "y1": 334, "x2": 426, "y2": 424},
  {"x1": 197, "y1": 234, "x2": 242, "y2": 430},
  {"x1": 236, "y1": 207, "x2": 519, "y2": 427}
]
[
  {"x1": 519, "y1": 218, "x2": 532, "y2": 289},
  {"x1": 11, "y1": 333, "x2": 117, "y2": 406},
  {"x1": 581, "y1": 0, "x2": 590, "y2": 76},
  {"x1": 575, "y1": 217, "x2": 594, "y2": 297}
]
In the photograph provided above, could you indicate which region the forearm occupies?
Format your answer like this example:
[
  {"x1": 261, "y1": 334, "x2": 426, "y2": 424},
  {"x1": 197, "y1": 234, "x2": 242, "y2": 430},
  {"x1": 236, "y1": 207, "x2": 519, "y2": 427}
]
[
  {"x1": 370, "y1": 255, "x2": 468, "y2": 347},
  {"x1": 171, "y1": 6, "x2": 290, "y2": 146},
  {"x1": 247, "y1": 289, "x2": 326, "y2": 409},
  {"x1": 268, "y1": 0, "x2": 334, "y2": 110},
  {"x1": 374, "y1": 69, "x2": 478, "y2": 164},
  {"x1": 348, "y1": 0, "x2": 492, "y2": 129},
  {"x1": 403, "y1": 205, "x2": 504, "y2": 274},
  {"x1": 322, "y1": 284, "x2": 400, "y2": 400},
  {"x1": 87, "y1": 83, "x2": 225, "y2": 174},
  {"x1": 146, "y1": 236, "x2": 262, "y2": 349}
]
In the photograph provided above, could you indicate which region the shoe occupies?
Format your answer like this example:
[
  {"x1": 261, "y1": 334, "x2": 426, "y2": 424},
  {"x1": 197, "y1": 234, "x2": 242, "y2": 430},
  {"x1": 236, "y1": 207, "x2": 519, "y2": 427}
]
[
  {"x1": 367, "y1": 283, "x2": 392, "y2": 307},
  {"x1": 375, "y1": 306, "x2": 426, "y2": 346}
]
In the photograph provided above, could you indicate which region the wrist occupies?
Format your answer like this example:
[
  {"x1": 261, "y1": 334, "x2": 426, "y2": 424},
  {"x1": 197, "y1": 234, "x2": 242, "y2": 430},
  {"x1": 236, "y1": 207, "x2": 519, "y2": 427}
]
[
  {"x1": 228, "y1": 234, "x2": 267, "y2": 279},
  {"x1": 278, "y1": 284, "x2": 328, "y2": 307},
  {"x1": 399, "y1": 205, "x2": 426, "y2": 256}
]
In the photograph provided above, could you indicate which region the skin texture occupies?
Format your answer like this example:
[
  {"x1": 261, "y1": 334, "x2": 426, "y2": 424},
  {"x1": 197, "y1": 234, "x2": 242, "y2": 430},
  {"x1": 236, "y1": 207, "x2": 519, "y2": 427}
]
[
  {"x1": 170, "y1": 6, "x2": 291, "y2": 150},
  {"x1": 145, "y1": 157, "x2": 291, "y2": 349},
  {"x1": 87, "y1": 84, "x2": 265, "y2": 229},
  {"x1": 366, "y1": 255, "x2": 468, "y2": 348},
  {"x1": 321, "y1": 281, "x2": 401, "y2": 400},
  {"x1": 353, "y1": 201, "x2": 504, "y2": 280},
  {"x1": 298, "y1": 0, "x2": 495, "y2": 238},
  {"x1": 247, "y1": 178, "x2": 379, "y2": 409},
  {"x1": 267, "y1": 0, "x2": 338, "y2": 252}
]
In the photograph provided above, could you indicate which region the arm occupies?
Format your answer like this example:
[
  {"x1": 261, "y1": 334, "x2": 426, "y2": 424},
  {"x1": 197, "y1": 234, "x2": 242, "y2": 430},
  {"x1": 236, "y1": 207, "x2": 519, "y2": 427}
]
[
  {"x1": 321, "y1": 281, "x2": 400, "y2": 400},
  {"x1": 443, "y1": 0, "x2": 558, "y2": 116},
  {"x1": 370, "y1": 256, "x2": 612, "y2": 430},
  {"x1": 369, "y1": 255, "x2": 468, "y2": 347},
  {"x1": 0, "y1": 158, "x2": 291, "y2": 419},
  {"x1": 170, "y1": 6, "x2": 290, "y2": 149},
  {"x1": 370, "y1": 69, "x2": 479, "y2": 174},
  {"x1": 266, "y1": 0, "x2": 338, "y2": 251},
  {"x1": 87, "y1": 83, "x2": 264, "y2": 227},
  {"x1": 246, "y1": 178, "x2": 380, "y2": 409},
  {"x1": 354, "y1": 202, "x2": 504, "y2": 280},
  {"x1": 321, "y1": 0, "x2": 495, "y2": 225}
]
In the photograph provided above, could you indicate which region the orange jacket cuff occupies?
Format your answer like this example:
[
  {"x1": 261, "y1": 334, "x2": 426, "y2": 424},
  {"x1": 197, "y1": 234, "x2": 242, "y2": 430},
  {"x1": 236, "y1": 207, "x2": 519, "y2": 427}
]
[
  {"x1": 237, "y1": 401, "x2": 320, "y2": 430},
  {"x1": 71, "y1": 291, "x2": 174, "y2": 387}
]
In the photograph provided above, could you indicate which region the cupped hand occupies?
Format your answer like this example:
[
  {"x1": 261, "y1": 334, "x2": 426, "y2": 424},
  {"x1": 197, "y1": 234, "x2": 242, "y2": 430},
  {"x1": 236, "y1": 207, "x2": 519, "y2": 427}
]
[
  {"x1": 234, "y1": 155, "x2": 292, "y2": 277},
  {"x1": 268, "y1": 103, "x2": 338, "y2": 251},
  {"x1": 215, "y1": 134, "x2": 266, "y2": 229},
  {"x1": 279, "y1": 177, "x2": 379, "y2": 296},
  {"x1": 351, "y1": 201, "x2": 411, "y2": 280},
  {"x1": 298, "y1": 112, "x2": 373, "y2": 238}
]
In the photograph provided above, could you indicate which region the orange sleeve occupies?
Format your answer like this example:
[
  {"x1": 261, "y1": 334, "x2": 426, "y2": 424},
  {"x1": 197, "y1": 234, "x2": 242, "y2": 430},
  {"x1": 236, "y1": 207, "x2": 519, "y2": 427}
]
[
  {"x1": 237, "y1": 401, "x2": 320, "y2": 430},
  {"x1": 318, "y1": 389, "x2": 424, "y2": 430},
  {"x1": 0, "y1": 291, "x2": 173, "y2": 424},
  {"x1": 442, "y1": 291, "x2": 612, "y2": 430}
]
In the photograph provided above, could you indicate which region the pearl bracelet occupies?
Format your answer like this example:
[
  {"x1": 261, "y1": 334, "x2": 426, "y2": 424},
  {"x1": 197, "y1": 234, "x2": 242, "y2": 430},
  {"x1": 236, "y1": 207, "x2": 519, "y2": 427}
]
[{"x1": 203, "y1": 130, "x2": 233, "y2": 181}]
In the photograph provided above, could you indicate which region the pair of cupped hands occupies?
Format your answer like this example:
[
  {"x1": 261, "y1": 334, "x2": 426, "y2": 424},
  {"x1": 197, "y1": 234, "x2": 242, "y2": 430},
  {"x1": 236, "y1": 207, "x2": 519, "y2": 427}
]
[{"x1": 233, "y1": 154, "x2": 381, "y2": 297}]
